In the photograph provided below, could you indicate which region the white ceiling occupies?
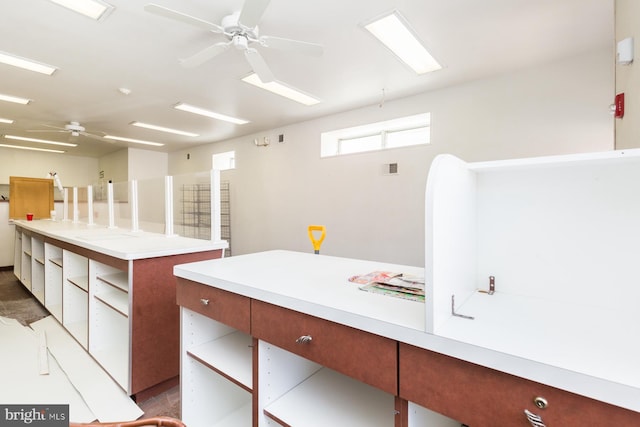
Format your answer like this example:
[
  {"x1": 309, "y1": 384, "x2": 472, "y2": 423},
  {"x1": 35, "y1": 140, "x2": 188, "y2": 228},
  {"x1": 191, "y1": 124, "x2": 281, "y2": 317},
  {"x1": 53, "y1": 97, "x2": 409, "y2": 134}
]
[{"x1": 0, "y1": 0, "x2": 613, "y2": 158}]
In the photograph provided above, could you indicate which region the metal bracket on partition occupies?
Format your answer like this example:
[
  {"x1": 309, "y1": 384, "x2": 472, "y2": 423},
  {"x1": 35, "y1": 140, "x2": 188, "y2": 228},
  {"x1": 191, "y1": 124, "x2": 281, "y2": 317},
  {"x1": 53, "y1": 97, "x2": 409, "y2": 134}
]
[
  {"x1": 478, "y1": 275, "x2": 496, "y2": 295},
  {"x1": 451, "y1": 295, "x2": 474, "y2": 320}
]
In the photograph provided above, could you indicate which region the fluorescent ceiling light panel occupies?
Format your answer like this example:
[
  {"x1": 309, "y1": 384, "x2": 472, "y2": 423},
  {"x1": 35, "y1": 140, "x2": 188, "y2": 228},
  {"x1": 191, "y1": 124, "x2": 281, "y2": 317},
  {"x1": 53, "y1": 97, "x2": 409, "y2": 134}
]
[
  {"x1": 174, "y1": 103, "x2": 249, "y2": 125},
  {"x1": 364, "y1": 10, "x2": 441, "y2": 74},
  {"x1": 0, "y1": 51, "x2": 57, "y2": 75},
  {"x1": 242, "y1": 74, "x2": 321, "y2": 106},
  {"x1": 0, "y1": 118, "x2": 14, "y2": 124},
  {"x1": 0, "y1": 93, "x2": 30, "y2": 105},
  {"x1": 4, "y1": 135, "x2": 77, "y2": 147},
  {"x1": 0, "y1": 143, "x2": 65, "y2": 153},
  {"x1": 103, "y1": 135, "x2": 164, "y2": 147},
  {"x1": 130, "y1": 121, "x2": 199, "y2": 137},
  {"x1": 50, "y1": 0, "x2": 114, "y2": 20}
]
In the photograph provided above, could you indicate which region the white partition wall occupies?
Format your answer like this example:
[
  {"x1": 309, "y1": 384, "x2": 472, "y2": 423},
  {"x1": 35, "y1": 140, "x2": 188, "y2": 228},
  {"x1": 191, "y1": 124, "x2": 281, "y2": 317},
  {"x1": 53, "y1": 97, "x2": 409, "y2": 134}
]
[
  {"x1": 424, "y1": 154, "x2": 477, "y2": 333},
  {"x1": 425, "y1": 148, "x2": 640, "y2": 395}
]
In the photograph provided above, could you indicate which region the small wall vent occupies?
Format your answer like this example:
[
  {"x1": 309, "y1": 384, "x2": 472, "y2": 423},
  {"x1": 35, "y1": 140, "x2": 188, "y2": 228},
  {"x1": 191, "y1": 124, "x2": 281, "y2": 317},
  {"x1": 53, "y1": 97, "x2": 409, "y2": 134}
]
[{"x1": 384, "y1": 162, "x2": 399, "y2": 175}]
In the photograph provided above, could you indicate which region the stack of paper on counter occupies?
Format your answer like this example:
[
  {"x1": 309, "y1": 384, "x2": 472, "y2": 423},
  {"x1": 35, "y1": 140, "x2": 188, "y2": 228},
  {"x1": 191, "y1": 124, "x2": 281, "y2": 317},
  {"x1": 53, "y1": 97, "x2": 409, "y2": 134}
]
[{"x1": 348, "y1": 271, "x2": 425, "y2": 302}]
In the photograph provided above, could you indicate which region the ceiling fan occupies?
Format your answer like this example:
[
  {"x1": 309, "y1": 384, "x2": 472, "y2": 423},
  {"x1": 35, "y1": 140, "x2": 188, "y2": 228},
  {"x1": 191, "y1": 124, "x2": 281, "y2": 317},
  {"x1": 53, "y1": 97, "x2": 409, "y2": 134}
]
[
  {"x1": 27, "y1": 122, "x2": 105, "y2": 140},
  {"x1": 144, "y1": 0, "x2": 323, "y2": 83}
]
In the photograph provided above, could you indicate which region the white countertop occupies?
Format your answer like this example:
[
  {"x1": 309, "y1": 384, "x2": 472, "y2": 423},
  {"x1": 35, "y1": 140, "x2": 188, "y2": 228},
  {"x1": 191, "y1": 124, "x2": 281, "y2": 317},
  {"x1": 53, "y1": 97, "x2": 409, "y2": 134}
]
[
  {"x1": 174, "y1": 249, "x2": 426, "y2": 338},
  {"x1": 173, "y1": 249, "x2": 640, "y2": 413},
  {"x1": 14, "y1": 219, "x2": 227, "y2": 260}
]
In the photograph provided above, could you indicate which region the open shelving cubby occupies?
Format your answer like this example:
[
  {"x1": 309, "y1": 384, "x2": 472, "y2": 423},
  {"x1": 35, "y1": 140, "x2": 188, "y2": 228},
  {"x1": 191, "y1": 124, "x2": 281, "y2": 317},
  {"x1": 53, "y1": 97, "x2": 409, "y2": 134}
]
[
  {"x1": 62, "y1": 250, "x2": 89, "y2": 348},
  {"x1": 44, "y1": 243, "x2": 63, "y2": 321},
  {"x1": 20, "y1": 231, "x2": 32, "y2": 290},
  {"x1": 258, "y1": 342, "x2": 396, "y2": 427},
  {"x1": 13, "y1": 229, "x2": 22, "y2": 284},
  {"x1": 31, "y1": 237, "x2": 45, "y2": 303},
  {"x1": 89, "y1": 260, "x2": 130, "y2": 390},
  {"x1": 181, "y1": 308, "x2": 253, "y2": 427}
]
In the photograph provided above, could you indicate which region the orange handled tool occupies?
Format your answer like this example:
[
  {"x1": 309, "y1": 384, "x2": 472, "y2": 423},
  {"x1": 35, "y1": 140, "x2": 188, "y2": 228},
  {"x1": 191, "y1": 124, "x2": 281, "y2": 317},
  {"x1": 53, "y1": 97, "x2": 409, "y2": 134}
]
[{"x1": 308, "y1": 225, "x2": 326, "y2": 254}]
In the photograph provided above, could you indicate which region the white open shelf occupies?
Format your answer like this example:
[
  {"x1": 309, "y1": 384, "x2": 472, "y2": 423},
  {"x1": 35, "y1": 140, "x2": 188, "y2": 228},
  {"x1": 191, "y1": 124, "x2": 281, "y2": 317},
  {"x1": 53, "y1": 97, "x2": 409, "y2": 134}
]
[
  {"x1": 264, "y1": 367, "x2": 395, "y2": 427},
  {"x1": 48, "y1": 303, "x2": 63, "y2": 321},
  {"x1": 182, "y1": 355, "x2": 252, "y2": 427},
  {"x1": 94, "y1": 290, "x2": 129, "y2": 317},
  {"x1": 90, "y1": 345, "x2": 129, "y2": 391},
  {"x1": 212, "y1": 401, "x2": 252, "y2": 427},
  {"x1": 89, "y1": 260, "x2": 131, "y2": 391},
  {"x1": 186, "y1": 330, "x2": 253, "y2": 391},
  {"x1": 96, "y1": 272, "x2": 128, "y2": 292},
  {"x1": 67, "y1": 275, "x2": 89, "y2": 292},
  {"x1": 45, "y1": 244, "x2": 63, "y2": 322},
  {"x1": 65, "y1": 320, "x2": 88, "y2": 349},
  {"x1": 50, "y1": 257, "x2": 63, "y2": 267}
]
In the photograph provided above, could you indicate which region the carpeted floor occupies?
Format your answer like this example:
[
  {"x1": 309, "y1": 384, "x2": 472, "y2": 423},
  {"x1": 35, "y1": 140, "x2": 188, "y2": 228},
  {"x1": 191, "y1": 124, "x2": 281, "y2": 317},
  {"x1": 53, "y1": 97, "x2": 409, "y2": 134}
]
[{"x1": 0, "y1": 268, "x2": 180, "y2": 420}]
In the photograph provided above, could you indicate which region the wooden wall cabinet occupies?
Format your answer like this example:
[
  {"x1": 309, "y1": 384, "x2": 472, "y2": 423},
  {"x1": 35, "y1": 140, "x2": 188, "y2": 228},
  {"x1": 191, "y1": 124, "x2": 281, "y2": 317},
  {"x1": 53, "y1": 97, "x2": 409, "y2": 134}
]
[{"x1": 9, "y1": 176, "x2": 54, "y2": 220}]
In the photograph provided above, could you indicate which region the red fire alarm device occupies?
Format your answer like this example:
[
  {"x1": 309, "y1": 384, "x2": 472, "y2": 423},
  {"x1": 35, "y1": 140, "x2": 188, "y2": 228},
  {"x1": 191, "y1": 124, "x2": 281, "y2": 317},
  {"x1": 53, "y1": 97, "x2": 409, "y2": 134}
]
[{"x1": 615, "y1": 93, "x2": 625, "y2": 118}]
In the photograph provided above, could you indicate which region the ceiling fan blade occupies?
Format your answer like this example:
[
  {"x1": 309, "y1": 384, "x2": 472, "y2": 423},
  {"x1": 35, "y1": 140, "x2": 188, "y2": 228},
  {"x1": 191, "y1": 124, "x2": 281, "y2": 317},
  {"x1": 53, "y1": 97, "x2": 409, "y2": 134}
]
[
  {"x1": 26, "y1": 129, "x2": 67, "y2": 133},
  {"x1": 244, "y1": 48, "x2": 275, "y2": 83},
  {"x1": 261, "y1": 36, "x2": 324, "y2": 57},
  {"x1": 180, "y1": 42, "x2": 230, "y2": 68},
  {"x1": 144, "y1": 3, "x2": 224, "y2": 33},
  {"x1": 238, "y1": 0, "x2": 270, "y2": 28},
  {"x1": 43, "y1": 124, "x2": 67, "y2": 130},
  {"x1": 80, "y1": 132, "x2": 106, "y2": 141}
]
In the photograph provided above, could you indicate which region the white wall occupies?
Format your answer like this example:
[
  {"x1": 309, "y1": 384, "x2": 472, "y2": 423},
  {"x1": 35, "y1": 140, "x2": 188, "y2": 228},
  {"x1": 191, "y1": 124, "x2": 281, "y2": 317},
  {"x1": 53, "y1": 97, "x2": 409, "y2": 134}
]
[
  {"x1": 98, "y1": 149, "x2": 128, "y2": 184},
  {"x1": 128, "y1": 148, "x2": 168, "y2": 180},
  {"x1": 615, "y1": 0, "x2": 640, "y2": 149},
  {"x1": 0, "y1": 149, "x2": 98, "y2": 187},
  {"x1": 168, "y1": 49, "x2": 614, "y2": 267}
]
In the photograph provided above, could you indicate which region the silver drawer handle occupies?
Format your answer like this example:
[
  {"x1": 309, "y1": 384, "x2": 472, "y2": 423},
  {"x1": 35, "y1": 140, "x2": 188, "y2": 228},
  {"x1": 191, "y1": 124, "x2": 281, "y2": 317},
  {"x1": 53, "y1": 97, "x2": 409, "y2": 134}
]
[
  {"x1": 524, "y1": 410, "x2": 546, "y2": 427},
  {"x1": 200, "y1": 298, "x2": 210, "y2": 306},
  {"x1": 295, "y1": 335, "x2": 313, "y2": 344}
]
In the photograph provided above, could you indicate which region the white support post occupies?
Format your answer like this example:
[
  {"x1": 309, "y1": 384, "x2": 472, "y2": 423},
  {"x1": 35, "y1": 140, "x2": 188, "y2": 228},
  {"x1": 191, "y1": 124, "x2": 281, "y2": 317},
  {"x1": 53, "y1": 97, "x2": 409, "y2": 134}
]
[
  {"x1": 108, "y1": 181, "x2": 116, "y2": 229},
  {"x1": 130, "y1": 179, "x2": 139, "y2": 232},
  {"x1": 87, "y1": 185, "x2": 94, "y2": 226},
  {"x1": 72, "y1": 187, "x2": 79, "y2": 223},
  {"x1": 210, "y1": 169, "x2": 222, "y2": 242},
  {"x1": 164, "y1": 176, "x2": 174, "y2": 236},
  {"x1": 63, "y1": 188, "x2": 69, "y2": 221}
]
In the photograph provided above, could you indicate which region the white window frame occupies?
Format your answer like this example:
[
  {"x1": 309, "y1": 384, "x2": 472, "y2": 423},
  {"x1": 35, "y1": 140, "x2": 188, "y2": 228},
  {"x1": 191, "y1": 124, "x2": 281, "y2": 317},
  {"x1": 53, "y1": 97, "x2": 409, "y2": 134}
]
[
  {"x1": 212, "y1": 150, "x2": 235, "y2": 170},
  {"x1": 321, "y1": 113, "x2": 430, "y2": 157}
]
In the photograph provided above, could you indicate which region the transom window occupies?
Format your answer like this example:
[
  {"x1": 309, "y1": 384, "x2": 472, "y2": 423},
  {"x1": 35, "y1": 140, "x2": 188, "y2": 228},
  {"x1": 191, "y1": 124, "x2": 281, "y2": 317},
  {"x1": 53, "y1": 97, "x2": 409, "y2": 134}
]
[{"x1": 321, "y1": 113, "x2": 430, "y2": 157}]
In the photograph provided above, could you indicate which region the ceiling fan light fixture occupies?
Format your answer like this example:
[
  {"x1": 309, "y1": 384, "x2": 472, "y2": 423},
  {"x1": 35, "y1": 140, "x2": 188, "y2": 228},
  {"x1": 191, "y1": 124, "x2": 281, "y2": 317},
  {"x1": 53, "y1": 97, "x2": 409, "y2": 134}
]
[
  {"x1": 49, "y1": 0, "x2": 114, "y2": 20},
  {"x1": 103, "y1": 135, "x2": 165, "y2": 147},
  {"x1": 4, "y1": 135, "x2": 78, "y2": 147},
  {"x1": 0, "y1": 118, "x2": 14, "y2": 124},
  {"x1": 130, "y1": 121, "x2": 199, "y2": 137},
  {"x1": 0, "y1": 51, "x2": 57, "y2": 76},
  {"x1": 0, "y1": 143, "x2": 65, "y2": 154},
  {"x1": 363, "y1": 10, "x2": 442, "y2": 75},
  {"x1": 174, "y1": 103, "x2": 249, "y2": 125},
  {"x1": 0, "y1": 93, "x2": 31, "y2": 105},
  {"x1": 242, "y1": 73, "x2": 321, "y2": 106}
]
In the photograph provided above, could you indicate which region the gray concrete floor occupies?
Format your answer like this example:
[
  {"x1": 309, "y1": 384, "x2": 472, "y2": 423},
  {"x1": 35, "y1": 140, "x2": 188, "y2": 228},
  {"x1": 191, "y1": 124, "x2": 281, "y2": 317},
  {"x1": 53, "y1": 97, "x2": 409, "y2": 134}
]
[{"x1": 0, "y1": 268, "x2": 180, "y2": 420}]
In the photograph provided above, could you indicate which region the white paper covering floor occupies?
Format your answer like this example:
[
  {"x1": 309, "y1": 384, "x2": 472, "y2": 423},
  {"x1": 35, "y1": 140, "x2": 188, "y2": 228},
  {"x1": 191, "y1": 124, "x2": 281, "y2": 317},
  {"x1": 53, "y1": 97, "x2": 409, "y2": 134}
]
[{"x1": 0, "y1": 315, "x2": 143, "y2": 423}]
